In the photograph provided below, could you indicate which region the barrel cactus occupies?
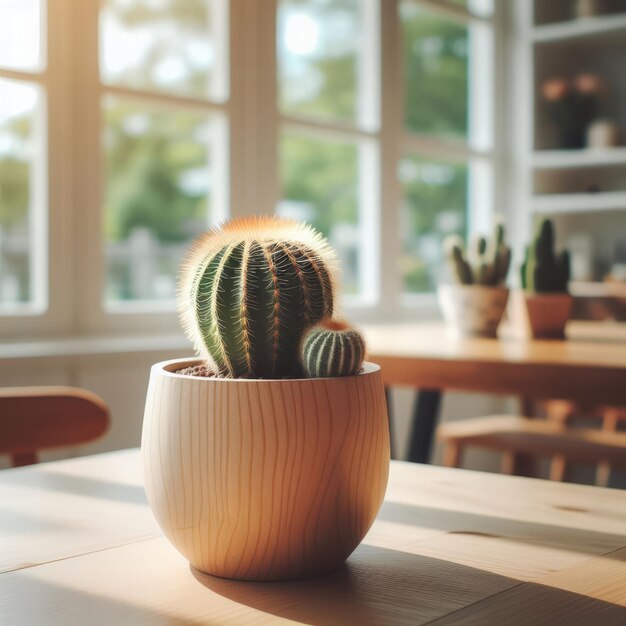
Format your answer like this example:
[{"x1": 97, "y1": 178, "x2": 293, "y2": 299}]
[
  {"x1": 521, "y1": 218, "x2": 570, "y2": 293},
  {"x1": 301, "y1": 319, "x2": 366, "y2": 378},
  {"x1": 178, "y1": 216, "x2": 337, "y2": 379},
  {"x1": 444, "y1": 221, "x2": 511, "y2": 286}
]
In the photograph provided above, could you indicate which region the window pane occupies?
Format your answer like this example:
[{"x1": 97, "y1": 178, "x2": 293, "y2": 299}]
[
  {"x1": 400, "y1": 3, "x2": 468, "y2": 139},
  {"x1": 278, "y1": 131, "x2": 363, "y2": 296},
  {"x1": 103, "y1": 97, "x2": 225, "y2": 303},
  {"x1": 0, "y1": 79, "x2": 43, "y2": 309},
  {"x1": 399, "y1": 156, "x2": 468, "y2": 294},
  {"x1": 100, "y1": 0, "x2": 227, "y2": 101},
  {"x1": 277, "y1": 0, "x2": 372, "y2": 127},
  {"x1": 0, "y1": 0, "x2": 44, "y2": 71}
]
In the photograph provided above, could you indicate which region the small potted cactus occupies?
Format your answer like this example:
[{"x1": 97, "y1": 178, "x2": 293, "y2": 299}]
[
  {"x1": 438, "y1": 222, "x2": 512, "y2": 338},
  {"x1": 141, "y1": 217, "x2": 390, "y2": 581},
  {"x1": 520, "y1": 218, "x2": 572, "y2": 339}
]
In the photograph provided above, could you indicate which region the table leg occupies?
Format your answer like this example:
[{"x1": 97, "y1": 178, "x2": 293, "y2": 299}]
[
  {"x1": 385, "y1": 386, "x2": 395, "y2": 460},
  {"x1": 515, "y1": 396, "x2": 537, "y2": 477},
  {"x1": 407, "y1": 389, "x2": 442, "y2": 463}
]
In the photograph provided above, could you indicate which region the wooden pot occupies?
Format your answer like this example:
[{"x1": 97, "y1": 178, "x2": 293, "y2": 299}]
[
  {"x1": 438, "y1": 284, "x2": 510, "y2": 338},
  {"x1": 142, "y1": 358, "x2": 390, "y2": 581},
  {"x1": 524, "y1": 293, "x2": 573, "y2": 339}
]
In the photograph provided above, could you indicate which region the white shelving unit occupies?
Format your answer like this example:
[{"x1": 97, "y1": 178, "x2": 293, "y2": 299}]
[
  {"x1": 532, "y1": 191, "x2": 626, "y2": 214},
  {"x1": 532, "y1": 147, "x2": 626, "y2": 170},
  {"x1": 518, "y1": 1, "x2": 626, "y2": 284},
  {"x1": 532, "y1": 13, "x2": 626, "y2": 44}
]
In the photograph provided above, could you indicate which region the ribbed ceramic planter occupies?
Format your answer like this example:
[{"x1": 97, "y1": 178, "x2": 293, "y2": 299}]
[
  {"x1": 438, "y1": 284, "x2": 510, "y2": 338},
  {"x1": 524, "y1": 293, "x2": 573, "y2": 339},
  {"x1": 142, "y1": 358, "x2": 390, "y2": 581}
]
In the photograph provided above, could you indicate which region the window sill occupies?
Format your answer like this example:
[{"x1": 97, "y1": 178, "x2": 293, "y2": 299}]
[
  {"x1": 0, "y1": 333, "x2": 191, "y2": 361},
  {"x1": 0, "y1": 298, "x2": 441, "y2": 361}
]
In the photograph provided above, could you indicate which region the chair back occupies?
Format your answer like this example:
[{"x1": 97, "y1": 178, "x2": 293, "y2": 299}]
[{"x1": 0, "y1": 386, "x2": 110, "y2": 467}]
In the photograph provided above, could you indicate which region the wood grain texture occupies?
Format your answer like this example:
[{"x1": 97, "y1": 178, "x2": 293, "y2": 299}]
[
  {"x1": 2, "y1": 451, "x2": 626, "y2": 625},
  {"x1": 364, "y1": 321, "x2": 626, "y2": 405},
  {"x1": 0, "y1": 450, "x2": 159, "y2": 574},
  {"x1": 432, "y1": 549, "x2": 626, "y2": 625},
  {"x1": 0, "y1": 386, "x2": 110, "y2": 467},
  {"x1": 141, "y1": 358, "x2": 390, "y2": 581}
]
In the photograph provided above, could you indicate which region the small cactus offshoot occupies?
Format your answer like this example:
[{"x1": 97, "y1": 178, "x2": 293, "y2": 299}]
[
  {"x1": 521, "y1": 218, "x2": 570, "y2": 293},
  {"x1": 178, "y1": 216, "x2": 337, "y2": 379},
  {"x1": 443, "y1": 222, "x2": 511, "y2": 286},
  {"x1": 301, "y1": 318, "x2": 366, "y2": 378}
]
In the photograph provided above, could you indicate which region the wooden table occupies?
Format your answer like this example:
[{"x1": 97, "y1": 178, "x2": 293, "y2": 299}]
[
  {"x1": 1, "y1": 449, "x2": 625, "y2": 625},
  {"x1": 364, "y1": 321, "x2": 626, "y2": 462}
]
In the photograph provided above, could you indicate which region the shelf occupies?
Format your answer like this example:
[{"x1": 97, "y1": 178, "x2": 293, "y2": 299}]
[
  {"x1": 532, "y1": 191, "x2": 626, "y2": 214},
  {"x1": 533, "y1": 14, "x2": 626, "y2": 44},
  {"x1": 570, "y1": 281, "x2": 626, "y2": 298},
  {"x1": 532, "y1": 147, "x2": 626, "y2": 170}
]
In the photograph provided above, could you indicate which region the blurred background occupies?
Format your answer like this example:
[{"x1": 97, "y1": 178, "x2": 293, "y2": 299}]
[{"x1": 1, "y1": 0, "x2": 625, "y2": 472}]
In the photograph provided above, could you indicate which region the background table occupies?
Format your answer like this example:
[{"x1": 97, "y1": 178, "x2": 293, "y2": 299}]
[
  {"x1": 1, "y1": 449, "x2": 625, "y2": 625},
  {"x1": 365, "y1": 321, "x2": 626, "y2": 463}
]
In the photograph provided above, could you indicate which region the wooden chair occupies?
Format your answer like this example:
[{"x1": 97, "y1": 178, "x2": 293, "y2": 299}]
[
  {"x1": 437, "y1": 402, "x2": 626, "y2": 487},
  {"x1": 0, "y1": 387, "x2": 110, "y2": 467}
]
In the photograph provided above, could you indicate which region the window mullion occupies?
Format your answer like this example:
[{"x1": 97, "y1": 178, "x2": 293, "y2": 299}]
[
  {"x1": 99, "y1": 84, "x2": 229, "y2": 114},
  {"x1": 72, "y1": 0, "x2": 105, "y2": 332},
  {"x1": 256, "y1": 0, "x2": 279, "y2": 216},
  {"x1": 229, "y1": 0, "x2": 278, "y2": 219},
  {"x1": 358, "y1": 0, "x2": 381, "y2": 133},
  {"x1": 40, "y1": 0, "x2": 73, "y2": 333},
  {"x1": 281, "y1": 114, "x2": 375, "y2": 141},
  {"x1": 0, "y1": 68, "x2": 46, "y2": 83},
  {"x1": 379, "y1": 0, "x2": 403, "y2": 315},
  {"x1": 401, "y1": 133, "x2": 492, "y2": 161}
]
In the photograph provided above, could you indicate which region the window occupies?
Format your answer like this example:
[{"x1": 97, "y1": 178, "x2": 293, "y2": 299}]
[
  {"x1": 0, "y1": 0, "x2": 46, "y2": 314},
  {"x1": 399, "y1": 0, "x2": 494, "y2": 296},
  {"x1": 0, "y1": 0, "x2": 499, "y2": 336},
  {"x1": 276, "y1": 0, "x2": 380, "y2": 305},
  {"x1": 100, "y1": 0, "x2": 228, "y2": 308}
]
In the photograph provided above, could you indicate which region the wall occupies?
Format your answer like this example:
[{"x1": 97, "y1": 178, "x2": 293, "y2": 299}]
[{"x1": 0, "y1": 344, "x2": 512, "y2": 474}]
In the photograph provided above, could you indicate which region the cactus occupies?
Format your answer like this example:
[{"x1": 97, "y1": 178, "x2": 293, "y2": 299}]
[
  {"x1": 178, "y1": 216, "x2": 337, "y2": 379},
  {"x1": 521, "y1": 218, "x2": 570, "y2": 293},
  {"x1": 443, "y1": 221, "x2": 511, "y2": 286},
  {"x1": 301, "y1": 319, "x2": 366, "y2": 378}
]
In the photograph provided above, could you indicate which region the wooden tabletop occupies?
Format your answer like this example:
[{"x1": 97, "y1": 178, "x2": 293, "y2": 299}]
[
  {"x1": 364, "y1": 321, "x2": 626, "y2": 405},
  {"x1": 1, "y1": 449, "x2": 625, "y2": 625}
]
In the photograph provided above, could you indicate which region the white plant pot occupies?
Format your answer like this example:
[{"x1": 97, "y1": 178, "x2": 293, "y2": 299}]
[{"x1": 438, "y1": 284, "x2": 510, "y2": 338}]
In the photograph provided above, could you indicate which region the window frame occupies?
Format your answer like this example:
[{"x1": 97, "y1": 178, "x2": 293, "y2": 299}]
[
  {"x1": 397, "y1": 0, "x2": 498, "y2": 309},
  {"x1": 0, "y1": 0, "x2": 504, "y2": 338},
  {"x1": 0, "y1": 0, "x2": 75, "y2": 337}
]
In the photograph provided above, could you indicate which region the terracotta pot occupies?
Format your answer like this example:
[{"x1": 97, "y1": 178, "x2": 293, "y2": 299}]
[
  {"x1": 142, "y1": 358, "x2": 390, "y2": 581},
  {"x1": 438, "y1": 284, "x2": 510, "y2": 338},
  {"x1": 524, "y1": 293, "x2": 573, "y2": 339}
]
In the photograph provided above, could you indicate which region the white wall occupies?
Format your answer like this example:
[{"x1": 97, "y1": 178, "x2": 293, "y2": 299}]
[
  {"x1": 1, "y1": 346, "x2": 514, "y2": 474},
  {"x1": 0, "y1": 348, "x2": 187, "y2": 469}
]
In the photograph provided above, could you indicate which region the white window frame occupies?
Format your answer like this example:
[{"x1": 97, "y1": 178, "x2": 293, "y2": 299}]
[{"x1": 0, "y1": 0, "x2": 503, "y2": 339}]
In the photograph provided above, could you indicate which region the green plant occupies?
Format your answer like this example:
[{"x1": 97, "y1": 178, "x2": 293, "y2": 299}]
[
  {"x1": 521, "y1": 218, "x2": 570, "y2": 293},
  {"x1": 301, "y1": 318, "x2": 366, "y2": 378},
  {"x1": 443, "y1": 222, "x2": 511, "y2": 286},
  {"x1": 178, "y1": 216, "x2": 337, "y2": 379}
]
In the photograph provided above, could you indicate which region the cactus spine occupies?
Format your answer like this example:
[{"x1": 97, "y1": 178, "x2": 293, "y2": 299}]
[
  {"x1": 301, "y1": 319, "x2": 366, "y2": 378},
  {"x1": 444, "y1": 221, "x2": 511, "y2": 286},
  {"x1": 521, "y1": 218, "x2": 570, "y2": 293},
  {"x1": 178, "y1": 217, "x2": 337, "y2": 378}
]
